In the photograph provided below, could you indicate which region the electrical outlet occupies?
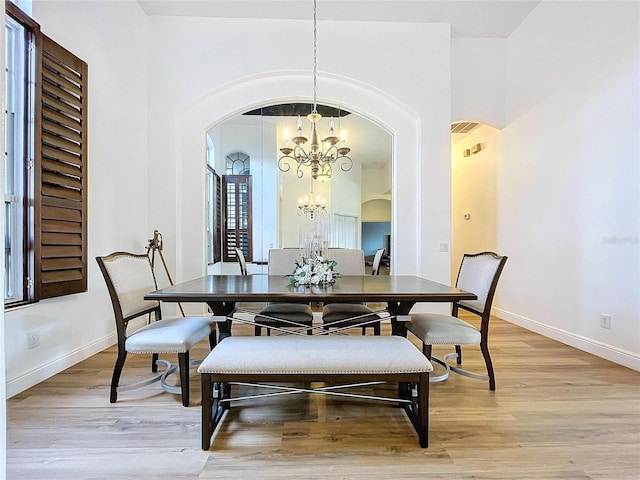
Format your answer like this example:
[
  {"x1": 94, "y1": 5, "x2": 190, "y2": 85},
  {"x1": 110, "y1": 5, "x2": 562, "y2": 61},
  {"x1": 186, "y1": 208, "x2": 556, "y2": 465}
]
[
  {"x1": 27, "y1": 331, "x2": 40, "y2": 349},
  {"x1": 600, "y1": 314, "x2": 611, "y2": 330},
  {"x1": 439, "y1": 242, "x2": 449, "y2": 253}
]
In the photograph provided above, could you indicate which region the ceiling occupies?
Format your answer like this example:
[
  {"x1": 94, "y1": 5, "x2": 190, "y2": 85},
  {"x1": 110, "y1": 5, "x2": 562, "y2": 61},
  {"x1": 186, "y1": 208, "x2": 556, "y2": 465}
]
[
  {"x1": 142, "y1": 1, "x2": 542, "y2": 168},
  {"x1": 137, "y1": 1, "x2": 541, "y2": 38}
]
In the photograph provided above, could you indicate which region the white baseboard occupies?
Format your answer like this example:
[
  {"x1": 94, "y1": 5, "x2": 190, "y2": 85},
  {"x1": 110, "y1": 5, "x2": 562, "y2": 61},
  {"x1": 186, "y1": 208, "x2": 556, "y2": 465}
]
[
  {"x1": 6, "y1": 332, "x2": 117, "y2": 398},
  {"x1": 494, "y1": 308, "x2": 640, "y2": 372},
  {"x1": 7, "y1": 316, "x2": 152, "y2": 398}
]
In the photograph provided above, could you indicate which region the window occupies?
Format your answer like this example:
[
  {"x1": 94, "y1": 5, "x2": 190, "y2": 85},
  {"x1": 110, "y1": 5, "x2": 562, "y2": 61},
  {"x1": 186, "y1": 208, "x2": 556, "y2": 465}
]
[
  {"x1": 5, "y1": 8, "x2": 35, "y2": 304},
  {"x1": 222, "y1": 175, "x2": 252, "y2": 262},
  {"x1": 223, "y1": 152, "x2": 252, "y2": 262},
  {"x1": 225, "y1": 151, "x2": 250, "y2": 175},
  {"x1": 4, "y1": 2, "x2": 88, "y2": 307}
]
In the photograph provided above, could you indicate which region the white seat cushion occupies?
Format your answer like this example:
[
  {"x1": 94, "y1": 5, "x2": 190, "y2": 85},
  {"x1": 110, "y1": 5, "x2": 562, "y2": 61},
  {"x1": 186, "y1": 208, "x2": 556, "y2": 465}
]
[
  {"x1": 198, "y1": 335, "x2": 432, "y2": 375},
  {"x1": 406, "y1": 313, "x2": 481, "y2": 345},
  {"x1": 125, "y1": 316, "x2": 214, "y2": 354}
]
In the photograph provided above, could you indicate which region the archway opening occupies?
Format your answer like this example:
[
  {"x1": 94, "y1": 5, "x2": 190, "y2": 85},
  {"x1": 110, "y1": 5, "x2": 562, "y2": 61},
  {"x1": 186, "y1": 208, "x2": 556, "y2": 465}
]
[{"x1": 205, "y1": 101, "x2": 392, "y2": 275}]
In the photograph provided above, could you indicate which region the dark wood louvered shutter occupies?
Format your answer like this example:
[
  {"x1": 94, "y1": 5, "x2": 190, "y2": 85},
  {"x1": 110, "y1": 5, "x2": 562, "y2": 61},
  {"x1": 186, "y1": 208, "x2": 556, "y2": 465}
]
[
  {"x1": 34, "y1": 35, "x2": 88, "y2": 300},
  {"x1": 222, "y1": 175, "x2": 252, "y2": 263},
  {"x1": 214, "y1": 171, "x2": 222, "y2": 263}
]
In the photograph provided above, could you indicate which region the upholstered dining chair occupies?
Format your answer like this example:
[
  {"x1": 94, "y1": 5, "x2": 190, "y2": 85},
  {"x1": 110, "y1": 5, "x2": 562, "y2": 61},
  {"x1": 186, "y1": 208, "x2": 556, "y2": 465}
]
[
  {"x1": 96, "y1": 251, "x2": 217, "y2": 406},
  {"x1": 234, "y1": 247, "x2": 249, "y2": 275},
  {"x1": 321, "y1": 248, "x2": 383, "y2": 335},
  {"x1": 253, "y1": 248, "x2": 314, "y2": 336},
  {"x1": 371, "y1": 248, "x2": 385, "y2": 275},
  {"x1": 406, "y1": 251, "x2": 507, "y2": 390}
]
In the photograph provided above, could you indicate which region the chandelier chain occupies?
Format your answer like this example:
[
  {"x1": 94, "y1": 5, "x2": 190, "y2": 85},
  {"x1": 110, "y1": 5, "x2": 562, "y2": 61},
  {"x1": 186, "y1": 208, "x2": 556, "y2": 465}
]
[
  {"x1": 312, "y1": 0, "x2": 318, "y2": 111},
  {"x1": 276, "y1": 0, "x2": 353, "y2": 183}
]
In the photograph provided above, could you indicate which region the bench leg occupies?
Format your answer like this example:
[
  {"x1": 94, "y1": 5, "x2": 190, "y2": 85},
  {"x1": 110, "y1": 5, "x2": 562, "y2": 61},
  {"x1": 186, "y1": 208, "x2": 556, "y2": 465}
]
[
  {"x1": 417, "y1": 372, "x2": 429, "y2": 448},
  {"x1": 201, "y1": 373, "x2": 213, "y2": 450}
]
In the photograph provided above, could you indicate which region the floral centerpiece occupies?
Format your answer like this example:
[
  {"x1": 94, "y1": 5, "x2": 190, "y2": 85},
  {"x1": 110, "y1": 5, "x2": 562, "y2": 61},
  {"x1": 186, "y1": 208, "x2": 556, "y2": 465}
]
[{"x1": 290, "y1": 255, "x2": 337, "y2": 286}]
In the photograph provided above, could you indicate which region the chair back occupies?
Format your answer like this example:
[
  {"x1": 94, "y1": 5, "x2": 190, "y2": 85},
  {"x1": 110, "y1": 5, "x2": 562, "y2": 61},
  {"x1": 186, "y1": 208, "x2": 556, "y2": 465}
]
[
  {"x1": 267, "y1": 248, "x2": 305, "y2": 275},
  {"x1": 371, "y1": 248, "x2": 385, "y2": 275},
  {"x1": 325, "y1": 248, "x2": 365, "y2": 275},
  {"x1": 96, "y1": 252, "x2": 160, "y2": 327},
  {"x1": 267, "y1": 248, "x2": 366, "y2": 276},
  {"x1": 455, "y1": 252, "x2": 507, "y2": 318},
  {"x1": 234, "y1": 247, "x2": 248, "y2": 275}
]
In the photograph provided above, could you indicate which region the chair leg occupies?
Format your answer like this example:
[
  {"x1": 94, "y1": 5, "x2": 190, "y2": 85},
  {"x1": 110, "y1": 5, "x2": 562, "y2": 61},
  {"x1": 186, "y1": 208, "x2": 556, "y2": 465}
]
[
  {"x1": 373, "y1": 322, "x2": 381, "y2": 336},
  {"x1": 480, "y1": 341, "x2": 496, "y2": 391},
  {"x1": 254, "y1": 325, "x2": 262, "y2": 336},
  {"x1": 178, "y1": 351, "x2": 190, "y2": 407},
  {"x1": 151, "y1": 353, "x2": 159, "y2": 373},
  {"x1": 110, "y1": 348, "x2": 127, "y2": 403},
  {"x1": 455, "y1": 345, "x2": 462, "y2": 365},
  {"x1": 423, "y1": 343, "x2": 433, "y2": 361},
  {"x1": 208, "y1": 330, "x2": 217, "y2": 349}
]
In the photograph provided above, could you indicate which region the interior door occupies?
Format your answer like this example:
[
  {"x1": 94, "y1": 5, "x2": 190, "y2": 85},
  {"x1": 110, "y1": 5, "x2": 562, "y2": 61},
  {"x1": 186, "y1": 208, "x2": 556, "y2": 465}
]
[{"x1": 333, "y1": 213, "x2": 358, "y2": 249}]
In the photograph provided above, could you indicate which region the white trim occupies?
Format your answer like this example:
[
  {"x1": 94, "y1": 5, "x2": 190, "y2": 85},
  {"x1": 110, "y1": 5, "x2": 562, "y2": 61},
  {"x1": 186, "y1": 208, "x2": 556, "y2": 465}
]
[
  {"x1": 174, "y1": 70, "x2": 423, "y2": 288},
  {"x1": 6, "y1": 332, "x2": 116, "y2": 398},
  {"x1": 5, "y1": 317, "x2": 148, "y2": 399},
  {"x1": 494, "y1": 308, "x2": 640, "y2": 372}
]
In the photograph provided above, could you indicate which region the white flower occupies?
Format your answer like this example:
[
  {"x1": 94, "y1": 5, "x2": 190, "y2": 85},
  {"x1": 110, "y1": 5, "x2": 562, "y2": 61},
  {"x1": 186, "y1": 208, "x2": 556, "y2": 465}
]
[{"x1": 290, "y1": 255, "x2": 337, "y2": 286}]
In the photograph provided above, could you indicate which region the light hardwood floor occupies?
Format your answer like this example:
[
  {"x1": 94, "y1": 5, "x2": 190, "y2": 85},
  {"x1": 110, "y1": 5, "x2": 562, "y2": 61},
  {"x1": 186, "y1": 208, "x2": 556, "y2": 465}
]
[{"x1": 7, "y1": 315, "x2": 640, "y2": 479}]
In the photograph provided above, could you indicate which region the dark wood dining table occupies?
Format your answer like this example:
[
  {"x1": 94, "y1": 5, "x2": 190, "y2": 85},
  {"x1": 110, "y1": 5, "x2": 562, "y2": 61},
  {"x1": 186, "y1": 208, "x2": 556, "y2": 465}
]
[{"x1": 145, "y1": 274, "x2": 477, "y2": 339}]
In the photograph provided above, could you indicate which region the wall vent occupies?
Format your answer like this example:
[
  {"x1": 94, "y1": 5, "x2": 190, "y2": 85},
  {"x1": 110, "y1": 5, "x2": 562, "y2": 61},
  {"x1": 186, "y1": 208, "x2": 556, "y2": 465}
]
[{"x1": 451, "y1": 122, "x2": 479, "y2": 134}]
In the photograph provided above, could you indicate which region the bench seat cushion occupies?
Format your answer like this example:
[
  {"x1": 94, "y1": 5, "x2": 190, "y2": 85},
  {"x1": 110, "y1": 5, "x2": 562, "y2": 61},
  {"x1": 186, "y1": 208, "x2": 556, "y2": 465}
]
[{"x1": 197, "y1": 336, "x2": 432, "y2": 375}]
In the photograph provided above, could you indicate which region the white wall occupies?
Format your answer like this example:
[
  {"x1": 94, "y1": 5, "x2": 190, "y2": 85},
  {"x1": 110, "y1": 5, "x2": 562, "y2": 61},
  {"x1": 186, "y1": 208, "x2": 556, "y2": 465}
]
[
  {"x1": 362, "y1": 199, "x2": 391, "y2": 222},
  {"x1": 497, "y1": 1, "x2": 640, "y2": 369},
  {"x1": 146, "y1": 17, "x2": 452, "y2": 315},
  {"x1": 1, "y1": 2, "x2": 6, "y2": 473},
  {"x1": 4, "y1": 0, "x2": 149, "y2": 397},
  {"x1": 451, "y1": 37, "x2": 506, "y2": 128},
  {"x1": 451, "y1": 125, "x2": 499, "y2": 282},
  {"x1": 362, "y1": 163, "x2": 392, "y2": 202},
  {"x1": 212, "y1": 120, "x2": 278, "y2": 260}
]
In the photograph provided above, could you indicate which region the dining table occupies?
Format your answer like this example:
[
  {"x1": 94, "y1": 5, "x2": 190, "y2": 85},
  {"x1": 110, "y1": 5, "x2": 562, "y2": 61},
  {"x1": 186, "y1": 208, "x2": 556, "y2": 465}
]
[{"x1": 144, "y1": 274, "x2": 477, "y2": 339}]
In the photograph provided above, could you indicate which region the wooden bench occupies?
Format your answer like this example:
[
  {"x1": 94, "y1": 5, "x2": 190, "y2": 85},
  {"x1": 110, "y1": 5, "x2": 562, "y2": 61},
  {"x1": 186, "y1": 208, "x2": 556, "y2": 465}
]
[{"x1": 198, "y1": 335, "x2": 433, "y2": 449}]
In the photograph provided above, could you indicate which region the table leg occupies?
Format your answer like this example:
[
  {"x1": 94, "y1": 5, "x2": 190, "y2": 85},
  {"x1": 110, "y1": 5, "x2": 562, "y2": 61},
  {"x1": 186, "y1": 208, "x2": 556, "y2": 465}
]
[
  {"x1": 389, "y1": 301, "x2": 416, "y2": 398},
  {"x1": 387, "y1": 301, "x2": 415, "y2": 337},
  {"x1": 207, "y1": 301, "x2": 236, "y2": 341}
]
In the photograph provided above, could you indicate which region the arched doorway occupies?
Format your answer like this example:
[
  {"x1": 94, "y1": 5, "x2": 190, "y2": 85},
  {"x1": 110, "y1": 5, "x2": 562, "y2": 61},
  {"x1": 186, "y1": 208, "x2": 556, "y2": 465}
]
[
  {"x1": 205, "y1": 102, "x2": 392, "y2": 274},
  {"x1": 174, "y1": 72, "x2": 423, "y2": 284}
]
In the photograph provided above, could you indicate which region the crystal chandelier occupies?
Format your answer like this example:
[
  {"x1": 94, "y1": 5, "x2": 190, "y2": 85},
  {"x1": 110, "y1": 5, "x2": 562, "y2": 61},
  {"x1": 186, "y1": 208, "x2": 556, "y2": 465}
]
[
  {"x1": 298, "y1": 191, "x2": 327, "y2": 219},
  {"x1": 277, "y1": 0, "x2": 353, "y2": 180}
]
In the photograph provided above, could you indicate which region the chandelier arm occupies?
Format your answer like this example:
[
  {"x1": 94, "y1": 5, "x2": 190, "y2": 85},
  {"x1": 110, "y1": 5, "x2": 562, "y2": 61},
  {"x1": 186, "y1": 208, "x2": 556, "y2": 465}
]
[
  {"x1": 293, "y1": 145, "x2": 310, "y2": 165},
  {"x1": 296, "y1": 163, "x2": 306, "y2": 179},
  {"x1": 322, "y1": 145, "x2": 340, "y2": 164},
  {"x1": 339, "y1": 156, "x2": 353, "y2": 172},
  {"x1": 277, "y1": 155, "x2": 292, "y2": 173},
  {"x1": 325, "y1": 165, "x2": 332, "y2": 179}
]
